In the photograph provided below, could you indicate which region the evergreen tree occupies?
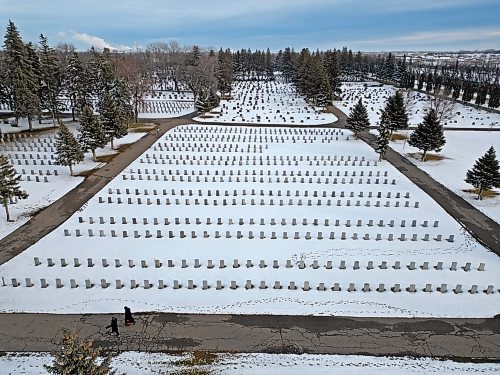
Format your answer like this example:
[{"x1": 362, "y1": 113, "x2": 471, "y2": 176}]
[
  {"x1": 190, "y1": 45, "x2": 201, "y2": 66},
  {"x1": 55, "y1": 123, "x2": 84, "y2": 176},
  {"x1": 324, "y1": 50, "x2": 342, "y2": 98},
  {"x1": 0, "y1": 155, "x2": 28, "y2": 222},
  {"x1": 316, "y1": 71, "x2": 332, "y2": 109},
  {"x1": 375, "y1": 115, "x2": 391, "y2": 161},
  {"x1": 383, "y1": 90, "x2": 409, "y2": 139},
  {"x1": 66, "y1": 52, "x2": 90, "y2": 120},
  {"x1": 346, "y1": 98, "x2": 370, "y2": 138},
  {"x1": 111, "y1": 79, "x2": 133, "y2": 126},
  {"x1": 98, "y1": 92, "x2": 127, "y2": 150},
  {"x1": 38, "y1": 34, "x2": 62, "y2": 126},
  {"x1": 3, "y1": 21, "x2": 40, "y2": 130},
  {"x1": 215, "y1": 48, "x2": 233, "y2": 98},
  {"x1": 78, "y1": 105, "x2": 107, "y2": 162},
  {"x1": 195, "y1": 87, "x2": 214, "y2": 114},
  {"x1": 465, "y1": 146, "x2": 500, "y2": 200},
  {"x1": 25, "y1": 41, "x2": 42, "y2": 124},
  {"x1": 408, "y1": 109, "x2": 446, "y2": 161},
  {"x1": 44, "y1": 328, "x2": 115, "y2": 375},
  {"x1": 265, "y1": 47, "x2": 274, "y2": 80}
]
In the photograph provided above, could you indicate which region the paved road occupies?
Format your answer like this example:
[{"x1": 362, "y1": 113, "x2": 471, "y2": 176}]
[
  {"x1": 0, "y1": 313, "x2": 498, "y2": 359},
  {"x1": 328, "y1": 105, "x2": 500, "y2": 255},
  {"x1": 0, "y1": 117, "x2": 193, "y2": 266}
]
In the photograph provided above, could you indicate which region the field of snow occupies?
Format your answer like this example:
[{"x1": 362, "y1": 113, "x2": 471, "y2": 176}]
[
  {"x1": 195, "y1": 78, "x2": 337, "y2": 125},
  {"x1": 2, "y1": 352, "x2": 499, "y2": 375},
  {"x1": 1, "y1": 125, "x2": 499, "y2": 317},
  {"x1": 0, "y1": 89, "x2": 195, "y2": 122},
  {"x1": 387, "y1": 130, "x2": 500, "y2": 224},
  {"x1": 139, "y1": 90, "x2": 195, "y2": 119},
  {"x1": 336, "y1": 82, "x2": 500, "y2": 129},
  {"x1": 0, "y1": 124, "x2": 146, "y2": 240}
]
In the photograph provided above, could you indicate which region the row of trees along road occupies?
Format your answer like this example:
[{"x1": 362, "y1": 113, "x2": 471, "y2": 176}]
[{"x1": 345, "y1": 90, "x2": 499, "y2": 200}]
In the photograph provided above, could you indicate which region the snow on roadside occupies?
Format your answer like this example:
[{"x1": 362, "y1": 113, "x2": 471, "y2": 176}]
[
  {"x1": 387, "y1": 130, "x2": 500, "y2": 224},
  {"x1": 1, "y1": 352, "x2": 499, "y2": 375},
  {"x1": 336, "y1": 82, "x2": 500, "y2": 129},
  {"x1": 0, "y1": 128, "x2": 147, "y2": 240}
]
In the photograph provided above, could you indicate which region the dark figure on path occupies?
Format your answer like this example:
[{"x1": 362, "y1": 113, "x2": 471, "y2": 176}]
[
  {"x1": 124, "y1": 306, "x2": 135, "y2": 325},
  {"x1": 156, "y1": 128, "x2": 160, "y2": 137},
  {"x1": 106, "y1": 317, "x2": 119, "y2": 336}
]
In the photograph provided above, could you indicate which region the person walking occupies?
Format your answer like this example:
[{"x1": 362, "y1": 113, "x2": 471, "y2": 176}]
[
  {"x1": 106, "y1": 317, "x2": 119, "y2": 336},
  {"x1": 156, "y1": 128, "x2": 160, "y2": 137},
  {"x1": 124, "y1": 306, "x2": 135, "y2": 325}
]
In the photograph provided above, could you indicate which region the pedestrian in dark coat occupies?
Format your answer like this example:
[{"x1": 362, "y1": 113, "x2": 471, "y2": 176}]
[
  {"x1": 106, "y1": 317, "x2": 119, "y2": 336},
  {"x1": 124, "y1": 306, "x2": 135, "y2": 325}
]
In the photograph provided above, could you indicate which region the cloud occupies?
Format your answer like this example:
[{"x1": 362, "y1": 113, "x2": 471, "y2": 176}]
[
  {"x1": 72, "y1": 32, "x2": 131, "y2": 51},
  {"x1": 58, "y1": 31, "x2": 67, "y2": 37},
  {"x1": 364, "y1": 28, "x2": 500, "y2": 44}
]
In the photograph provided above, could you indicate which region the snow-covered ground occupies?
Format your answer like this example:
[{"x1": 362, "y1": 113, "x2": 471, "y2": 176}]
[
  {"x1": 1, "y1": 352, "x2": 499, "y2": 375},
  {"x1": 0, "y1": 123, "x2": 146, "y2": 240},
  {"x1": 387, "y1": 130, "x2": 500, "y2": 224},
  {"x1": 195, "y1": 78, "x2": 337, "y2": 125},
  {"x1": 0, "y1": 117, "x2": 74, "y2": 135},
  {"x1": 336, "y1": 82, "x2": 500, "y2": 129},
  {"x1": 139, "y1": 90, "x2": 195, "y2": 119},
  {"x1": 0, "y1": 89, "x2": 195, "y2": 122},
  {"x1": 1, "y1": 125, "x2": 499, "y2": 317}
]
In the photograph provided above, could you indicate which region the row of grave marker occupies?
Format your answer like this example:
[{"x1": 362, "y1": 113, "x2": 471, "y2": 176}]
[
  {"x1": 80, "y1": 216, "x2": 434, "y2": 228},
  {"x1": 63, "y1": 228, "x2": 453, "y2": 242},
  {"x1": 34, "y1": 257, "x2": 484, "y2": 272},
  {"x1": 8, "y1": 278, "x2": 497, "y2": 294}
]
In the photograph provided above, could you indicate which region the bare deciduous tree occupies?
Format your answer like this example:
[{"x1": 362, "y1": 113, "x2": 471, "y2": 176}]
[{"x1": 427, "y1": 95, "x2": 455, "y2": 123}]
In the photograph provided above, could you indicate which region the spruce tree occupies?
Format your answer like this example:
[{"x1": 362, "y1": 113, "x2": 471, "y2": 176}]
[
  {"x1": 44, "y1": 329, "x2": 115, "y2": 375},
  {"x1": 215, "y1": 48, "x2": 233, "y2": 98},
  {"x1": 55, "y1": 123, "x2": 84, "y2": 176},
  {"x1": 383, "y1": 90, "x2": 409, "y2": 139},
  {"x1": 112, "y1": 79, "x2": 133, "y2": 126},
  {"x1": 190, "y1": 45, "x2": 201, "y2": 66},
  {"x1": 66, "y1": 52, "x2": 89, "y2": 119},
  {"x1": 346, "y1": 98, "x2": 370, "y2": 138},
  {"x1": 4, "y1": 21, "x2": 40, "y2": 130},
  {"x1": 408, "y1": 109, "x2": 446, "y2": 161},
  {"x1": 0, "y1": 155, "x2": 28, "y2": 222},
  {"x1": 25, "y1": 41, "x2": 42, "y2": 124},
  {"x1": 465, "y1": 146, "x2": 500, "y2": 200},
  {"x1": 376, "y1": 113, "x2": 391, "y2": 161},
  {"x1": 98, "y1": 92, "x2": 127, "y2": 150},
  {"x1": 315, "y1": 69, "x2": 332, "y2": 109},
  {"x1": 78, "y1": 106, "x2": 107, "y2": 162},
  {"x1": 38, "y1": 34, "x2": 62, "y2": 126},
  {"x1": 195, "y1": 87, "x2": 214, "y2": 114}
]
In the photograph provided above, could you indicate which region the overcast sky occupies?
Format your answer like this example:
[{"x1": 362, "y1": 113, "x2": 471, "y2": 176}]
[{"x1": 1, "y1": 0, "x2": 499, "y2": 52}]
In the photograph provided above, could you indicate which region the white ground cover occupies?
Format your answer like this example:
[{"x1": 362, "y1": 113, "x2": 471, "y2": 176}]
[
  {"x1": 195, "y1": 78, "x2": 337, "y2": 125},
  {"x1": 0, "y1": 124, "x2": 146, "y2": 240},
  {"x1": 386, "y1": 130, "x2": 500, "y2": 224},
  {"x1": 139, "y1": 90, "x2": 195, "y2": 119},
  {"x1": 1, "y1": 125, "x2": 499, "y2": 317},
  {"x1": 0, "y1": 89, "x2": 195, "y2": 122},
  {"x1": 1, "y1": 352, "x2": 499, "y2": 374},
  {"x1": 336, "y1": 82, "x2": 500, "y2": 129}
]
